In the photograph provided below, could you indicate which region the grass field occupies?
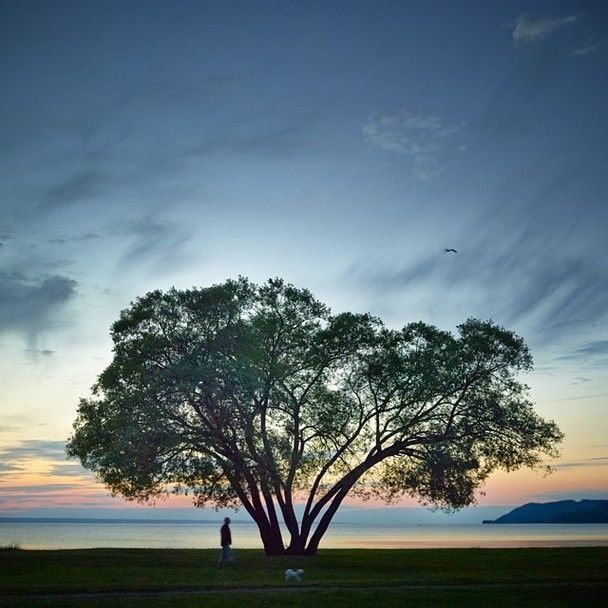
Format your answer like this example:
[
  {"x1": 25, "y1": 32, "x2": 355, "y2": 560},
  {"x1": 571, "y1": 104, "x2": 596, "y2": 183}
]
[{"x1": 1, "y1": 546, "x2": 607, "y2": 607}]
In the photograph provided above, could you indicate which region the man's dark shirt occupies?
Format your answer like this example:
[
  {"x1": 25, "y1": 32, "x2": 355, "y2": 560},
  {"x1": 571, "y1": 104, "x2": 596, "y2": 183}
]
[{"x1": 220, "y1": 523, "x2": 232, "y2": 547}]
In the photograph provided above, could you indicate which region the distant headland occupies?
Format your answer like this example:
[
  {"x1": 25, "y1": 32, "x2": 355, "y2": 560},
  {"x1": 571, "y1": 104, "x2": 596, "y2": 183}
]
[{"x1": 483, "y1": 500, "x2": 608, "y2": 524}]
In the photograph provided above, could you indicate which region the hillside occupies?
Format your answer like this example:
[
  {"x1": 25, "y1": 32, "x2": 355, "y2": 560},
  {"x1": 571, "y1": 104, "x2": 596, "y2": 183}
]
[{"x1": 483, "y1": 500, "x2": 608, "y2": 524}]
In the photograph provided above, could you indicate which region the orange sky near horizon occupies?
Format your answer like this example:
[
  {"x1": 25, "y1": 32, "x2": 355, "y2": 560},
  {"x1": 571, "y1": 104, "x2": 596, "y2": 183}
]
[
  {"x1": 1, "y1": 443, "x2": 606, "y2": 515},
  {"x1": 1, "y1": 347, "x2": 606, "y2": 516}
]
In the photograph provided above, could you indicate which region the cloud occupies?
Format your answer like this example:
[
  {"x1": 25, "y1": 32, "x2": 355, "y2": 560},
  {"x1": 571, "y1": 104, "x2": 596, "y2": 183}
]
[
  {"x1": 0, "y1": 440, "x2": 66, "y2": 462},
  {"x1": 0, "y1": 234, "x2": 14, "y2": 254},
  {"x1": 555, "y1": 341, "x2": 608, "y2": 365},
  {"x1": 0, "y1": 483, "x2": 84, "y2": 494},
  {"x1": 512, "y1": 12, "x2": 583, "y2": 46},
  {"x1": 0, "y1": 463, "x2": 24, "y2": 473},
  {"x1": 25, "y1": 349, "x2": 56, "y2": 357},
  {"x1": 39, "y1": 170, "x2": 105, "y2": 211},
  {"x1": 530, "y1": 490, "x2": 608, "y2": 501},
  {"x1": 346, "y1": 231, "x2": 607, "y2": 343},
  {"x1": 49, "y1": 463, "x2": 90, "y2": 477},
  {"x1": 0, "y1": 491, "x2": 112, "y2": 509},
  {"x1": 0, "y1": 274, "x2": 78, "y2": 338},
  {"x1": 0, "y1": 440, "x2": 67, "y2": 478},
  {"x1": 111, "y1": 215, "x2": 193, "y2": 274},
  {"x1": 570, "y1": 340, "x2": 608, "y2": 358},
  {"x1": 188, "y1": 125, "x2": 310, "y2": 159},
  {"x1": 363, "y1": 109, "x2": 464, "y2": 180},
  {"x1": 555, "y1": 393, "x2": 608, "y2": 402},
  {"x1": 46, "y1": 214, "x2": 192, "y2": 277},
  {"x1": 571, "y1": 38, "x2": 605, "y2": 57},
  {"x1": 49, "y1": 233, "x2": 100, "y2": 245},
  {"x1": 554, "y1": 456, "x2": 608, "y2": 470}
]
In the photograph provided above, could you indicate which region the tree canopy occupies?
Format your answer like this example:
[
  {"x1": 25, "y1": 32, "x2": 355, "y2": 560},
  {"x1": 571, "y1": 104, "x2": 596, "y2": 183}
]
[{"x1": 67, "y1": 278, "x2": 563, "y2": 554}]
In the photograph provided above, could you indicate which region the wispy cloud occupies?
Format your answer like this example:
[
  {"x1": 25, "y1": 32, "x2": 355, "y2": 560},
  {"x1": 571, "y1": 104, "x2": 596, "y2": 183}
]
[
  {"x1": 363, "y1": 109, "x2": 465, "y2": 180},
  {"x1": 49, "y1": 233, "x2": 100, "y2": 245},
  {"x1": 554, "y1": 456, "x2": 608, "y2": 470},
  {"x1": 554, "y1": 393, "x2": 608, "y2": 402},
  {"x1": 0, "y1": 440, "x2": 66, "y2": 462},
  {"x1": 39, "y1": 170, "x2": 105, "y2": 211},
  {"x1": 49, "y1": 463, "x2": 90, "y2": 478},
  {"x1": 512, "y1": 12, "x2": 583, "y2": 46},
  {"x1": 0, "y1": 232, "x2": 12, "y2": 249},
  {"x1": 530, "y1": 490, "x2": 608, "y2": 501},
  {"x1": 188, "y1": 125, "x2": 310, "y2": 159},
  {"x1": 0, "y1": 440, "x2": 68, "y2": 478},
  {"x1": 45, "y1": 214, "x2": 192, "y2": 276},
  {"x1": 0, "y1": 483, "x2": 84, "y2": 493},
  {"x1": 553, "y1": 341, "x2": 608, "y2": 366},
  {"x1": 0, "y1": 491, "x2": 114, "y2": 510},
  {"x1": 348, "y1": 245, "x2": 607, "y2": 340},
  {"x1": 0, "y1": 439, "x2": 96, "y2": 512},
  {"x1": 111, "y1": 215, "x2": 193, "y2": 274},
  {"x1": 0, "y1": 448, "x2": 122, "y2": 510},
  {"x1": 569, "y1": 340, "x2": 608, "y2": 358},
  {"x1": 0, "y1": 274, "x2": 77, "y2": 339},
  {"x1": 571, "y1": 38, "x2": 604, "y2": 57},
  {"x1": 25, "y1": 349, "x2": 56, "y2": 357}
]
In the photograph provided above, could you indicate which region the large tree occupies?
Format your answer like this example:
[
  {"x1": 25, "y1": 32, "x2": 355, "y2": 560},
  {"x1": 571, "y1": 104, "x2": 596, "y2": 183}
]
[{"x1": 67, "y1": 278, "x2": 562, "y2": 555}]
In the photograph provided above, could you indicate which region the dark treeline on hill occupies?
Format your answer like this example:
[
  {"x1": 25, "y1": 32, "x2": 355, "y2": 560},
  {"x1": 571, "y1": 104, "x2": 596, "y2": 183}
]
[{"x1": 483, "y1": 500, "x2": 608, "y2": 524}]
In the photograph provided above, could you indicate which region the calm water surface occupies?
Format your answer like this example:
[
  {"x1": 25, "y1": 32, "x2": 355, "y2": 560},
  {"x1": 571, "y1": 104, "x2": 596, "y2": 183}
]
[{"x1": 2, "y1": 521, "x2": 608, "y2": 550}]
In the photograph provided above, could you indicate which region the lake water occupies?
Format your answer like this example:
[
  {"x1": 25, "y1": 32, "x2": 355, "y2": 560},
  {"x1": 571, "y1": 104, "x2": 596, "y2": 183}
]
[{"x1": 2, "y1": 520, "x2": 608, "y2": 550}]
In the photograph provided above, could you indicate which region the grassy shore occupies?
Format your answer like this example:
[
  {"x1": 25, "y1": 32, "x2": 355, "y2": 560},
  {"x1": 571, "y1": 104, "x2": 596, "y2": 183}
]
[{"x1": 1, "y1": 547, "x2": 607, "y2": 607}]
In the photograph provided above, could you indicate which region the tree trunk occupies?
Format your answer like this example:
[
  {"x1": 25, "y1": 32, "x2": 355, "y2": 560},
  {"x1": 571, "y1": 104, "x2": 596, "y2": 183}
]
[
  {"x1": 258, "y1": 523, "x2": 286, "y2": 555},
  {"x1": 256, "y1": 520, "x2": 313, "y2": 555},
  {"x1": 285, "y1": 533, "x2": 308, "y2": 555},
  {"x1": 254, "y1": 518, "x2": 285, "y2": 555},
  {"x1": 255, "y1": 512, "x2": 336, "y2": 555},
  {"x1": 255, "y1": 456, "x2": 387, "y2": 555},
  {"x1": 301, "y1": 468, "x2": 367, "y2": 555}
]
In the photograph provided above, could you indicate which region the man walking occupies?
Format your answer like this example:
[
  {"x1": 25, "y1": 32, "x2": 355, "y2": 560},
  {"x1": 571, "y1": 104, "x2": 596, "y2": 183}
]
[{"x1": 218, "y1": 517, "x2": 235, "y2": 567}]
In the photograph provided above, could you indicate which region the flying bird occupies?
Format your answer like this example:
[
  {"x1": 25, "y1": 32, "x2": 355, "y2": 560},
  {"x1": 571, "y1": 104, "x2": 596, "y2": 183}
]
[{"x1": 444, "y1": 248, "x2": 458, "y2": 254}]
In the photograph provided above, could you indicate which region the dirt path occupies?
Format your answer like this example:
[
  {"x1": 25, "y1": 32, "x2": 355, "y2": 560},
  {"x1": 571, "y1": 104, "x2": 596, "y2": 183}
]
[{"x1": 4, "y1": 581, "x2": 607, "y2": 602}]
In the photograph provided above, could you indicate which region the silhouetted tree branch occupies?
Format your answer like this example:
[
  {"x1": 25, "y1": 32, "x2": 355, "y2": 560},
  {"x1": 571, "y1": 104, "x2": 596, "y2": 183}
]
[{"x1": 67, "y1": 277, "x2": 563, "y2": 555}]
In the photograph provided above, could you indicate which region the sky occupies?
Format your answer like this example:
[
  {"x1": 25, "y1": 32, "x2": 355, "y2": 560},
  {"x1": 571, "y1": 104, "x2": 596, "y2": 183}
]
[{"x1": 1, "y1": 0, "x2": 607, "y2": 522}]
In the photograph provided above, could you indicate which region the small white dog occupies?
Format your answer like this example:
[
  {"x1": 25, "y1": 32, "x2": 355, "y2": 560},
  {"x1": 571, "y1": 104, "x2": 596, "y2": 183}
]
[{"x1": 284, "y1": 568, "x2": 305, "y2": 581}]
